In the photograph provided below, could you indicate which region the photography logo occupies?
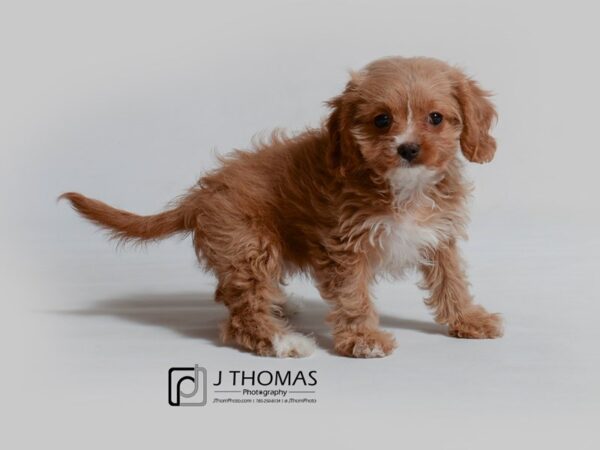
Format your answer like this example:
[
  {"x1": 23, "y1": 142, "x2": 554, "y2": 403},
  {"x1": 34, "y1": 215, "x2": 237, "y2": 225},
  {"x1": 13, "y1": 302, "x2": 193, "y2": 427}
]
[{"x1": 168, "y1": 365, "x2": 207, "y2": 406}]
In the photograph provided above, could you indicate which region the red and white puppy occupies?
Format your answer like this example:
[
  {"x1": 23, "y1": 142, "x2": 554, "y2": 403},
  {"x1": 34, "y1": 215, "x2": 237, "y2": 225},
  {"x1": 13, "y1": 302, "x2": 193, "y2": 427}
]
[{"x1": 62, "y1": 56, "x2": 503, "y2": 358}]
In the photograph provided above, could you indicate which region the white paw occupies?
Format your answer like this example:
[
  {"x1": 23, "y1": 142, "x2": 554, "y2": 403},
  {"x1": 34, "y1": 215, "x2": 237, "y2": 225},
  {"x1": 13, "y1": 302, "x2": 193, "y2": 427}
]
[
  {"x1": 272, "y1": 332, "x2": 316, "y2": 358},
  {"x1": 354, "y1": 343, "x2": 386, "y2": 358}
]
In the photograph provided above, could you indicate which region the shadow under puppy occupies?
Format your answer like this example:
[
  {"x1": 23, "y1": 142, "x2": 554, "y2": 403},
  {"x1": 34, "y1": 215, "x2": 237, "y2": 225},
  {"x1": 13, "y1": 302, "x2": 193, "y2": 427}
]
[{"x1": 61, "y1": 56, "x2": 503, "y2": 358}]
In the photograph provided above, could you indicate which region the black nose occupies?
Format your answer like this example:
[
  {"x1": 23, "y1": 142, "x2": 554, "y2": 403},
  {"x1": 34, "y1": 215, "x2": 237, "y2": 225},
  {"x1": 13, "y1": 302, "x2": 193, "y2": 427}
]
[{"x1": 398, "y1": 143, "x2": 420, "y2": 162}]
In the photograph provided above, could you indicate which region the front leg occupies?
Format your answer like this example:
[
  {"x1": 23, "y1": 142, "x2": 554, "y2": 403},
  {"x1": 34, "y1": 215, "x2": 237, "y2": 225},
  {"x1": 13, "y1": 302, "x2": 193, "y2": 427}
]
[
  {"x1": 316, "y1": 255, "x2": 397, "y2": 358},
  {"x1": 420, "y1": 240, "x2": 503, "y2": 338}
]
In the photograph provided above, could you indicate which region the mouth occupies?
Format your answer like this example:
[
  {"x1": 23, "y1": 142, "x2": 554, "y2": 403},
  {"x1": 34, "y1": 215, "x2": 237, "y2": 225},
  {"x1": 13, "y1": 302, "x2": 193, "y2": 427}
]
[{"x1": 398, "y1": 158, "x2": 420, "y2": 169}]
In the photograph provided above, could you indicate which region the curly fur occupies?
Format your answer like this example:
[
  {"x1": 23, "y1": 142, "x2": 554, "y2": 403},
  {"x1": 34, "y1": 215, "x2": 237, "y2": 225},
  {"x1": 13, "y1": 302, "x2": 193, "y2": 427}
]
[{"x1": 61, "y1": 56, "x2": 503, "y2": 358}]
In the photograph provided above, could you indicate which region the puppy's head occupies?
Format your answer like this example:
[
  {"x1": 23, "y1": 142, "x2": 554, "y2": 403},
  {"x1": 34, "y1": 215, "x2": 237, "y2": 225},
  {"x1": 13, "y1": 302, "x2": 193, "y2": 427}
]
[{"x1": 326, "y1": 57, "x2": 497, "y2": 178}]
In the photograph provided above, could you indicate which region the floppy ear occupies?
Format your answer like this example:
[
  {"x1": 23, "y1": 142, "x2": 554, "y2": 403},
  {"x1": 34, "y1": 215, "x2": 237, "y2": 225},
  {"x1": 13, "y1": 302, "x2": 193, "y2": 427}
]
[
  {"x1": 453, "y1": 71, "x2": 498, "y2": 163},
  {"x1": 325, "y1": 79, "x2": 362, "y2": 175},
  {"x1": 325, "y1": 94, "x2": 348, "y2": 172}
]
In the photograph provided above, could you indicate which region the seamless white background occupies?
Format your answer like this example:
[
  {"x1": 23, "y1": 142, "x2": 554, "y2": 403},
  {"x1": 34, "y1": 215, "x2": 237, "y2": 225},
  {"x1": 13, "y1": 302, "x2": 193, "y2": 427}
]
[{"x1": 2, "y1": 0, "x2": 599, "y2": 448}]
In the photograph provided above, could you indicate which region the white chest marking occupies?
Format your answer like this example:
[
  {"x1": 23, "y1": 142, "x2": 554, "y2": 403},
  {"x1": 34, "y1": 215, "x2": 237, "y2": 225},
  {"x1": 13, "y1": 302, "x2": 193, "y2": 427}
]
[
  {"x1": 375, "y1": 216, "x2": 443, "y2": 277},
  {"x1": 373, "y1": 166, "x2": 454, "y2": 277}
]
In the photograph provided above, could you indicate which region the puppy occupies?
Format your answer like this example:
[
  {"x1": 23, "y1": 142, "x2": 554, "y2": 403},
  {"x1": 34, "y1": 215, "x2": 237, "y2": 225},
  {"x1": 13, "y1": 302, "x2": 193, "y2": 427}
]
[{"x1": 61, "y1": 56, "x2": 503, "y2": 358}]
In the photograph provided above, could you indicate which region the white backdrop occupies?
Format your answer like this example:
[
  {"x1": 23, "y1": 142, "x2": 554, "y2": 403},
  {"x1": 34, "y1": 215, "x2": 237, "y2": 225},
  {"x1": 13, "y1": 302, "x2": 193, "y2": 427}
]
[{"x1": 2, "y1": 0, "x2": 599, "y2": 448}]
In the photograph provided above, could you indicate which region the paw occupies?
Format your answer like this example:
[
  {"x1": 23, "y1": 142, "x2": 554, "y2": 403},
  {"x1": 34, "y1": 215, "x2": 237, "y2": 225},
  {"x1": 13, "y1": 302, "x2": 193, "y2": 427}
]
[
  {"x1": 449, "y1": 307, "x2": 503, "y2": 339},
  {"x1": 334, "y1": 328, "x2": 397, "y2": 358},
  {"x1": 272, "y1": 332, "x2": 316, "y2": 358},
  {"x1": 221, "y1": 318, "x2": 314, "y2": 357}
]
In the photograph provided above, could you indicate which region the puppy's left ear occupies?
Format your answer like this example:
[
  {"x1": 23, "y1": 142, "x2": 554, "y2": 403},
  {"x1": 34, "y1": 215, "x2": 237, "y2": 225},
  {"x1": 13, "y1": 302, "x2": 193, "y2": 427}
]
[{"x1": 453, "y1": 70, "x2": 498, "y2": 163}]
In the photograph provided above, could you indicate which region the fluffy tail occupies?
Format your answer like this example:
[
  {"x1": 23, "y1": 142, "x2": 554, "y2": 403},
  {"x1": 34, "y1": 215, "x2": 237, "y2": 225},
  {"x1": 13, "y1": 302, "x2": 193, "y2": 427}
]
[{"x1": 59, "y1": 192, "x2": 191, "y2": 244}]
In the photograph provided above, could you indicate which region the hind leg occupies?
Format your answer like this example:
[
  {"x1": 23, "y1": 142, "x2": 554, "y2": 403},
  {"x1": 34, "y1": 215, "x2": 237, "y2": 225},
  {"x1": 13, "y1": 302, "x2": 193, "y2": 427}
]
[
  {"x1": 218, "y1": 277, "x2": 314, "y2": 357},
  {"x1": 209, "y1": 235, "x2": 315, "y2": 357}
]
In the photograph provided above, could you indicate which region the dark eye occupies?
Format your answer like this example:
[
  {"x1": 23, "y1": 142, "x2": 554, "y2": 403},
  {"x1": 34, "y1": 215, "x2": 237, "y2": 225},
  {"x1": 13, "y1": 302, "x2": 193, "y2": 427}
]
[
  {"x1": 429, "y1": 112, "x2": 443, "y2": 125},
  {"x1": 373, "y1": 114, "x2": 392, "y2": 129}
]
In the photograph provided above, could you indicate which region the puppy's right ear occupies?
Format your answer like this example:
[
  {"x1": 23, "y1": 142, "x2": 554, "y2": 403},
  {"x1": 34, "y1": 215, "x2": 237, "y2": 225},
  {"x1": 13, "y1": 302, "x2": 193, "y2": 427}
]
[
  {"x1": 325, "y1": 94, "x2": 346, "y2": 172},
  {"x1": 325, "y1": 77, "x2": 362, "y2": 175}
]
